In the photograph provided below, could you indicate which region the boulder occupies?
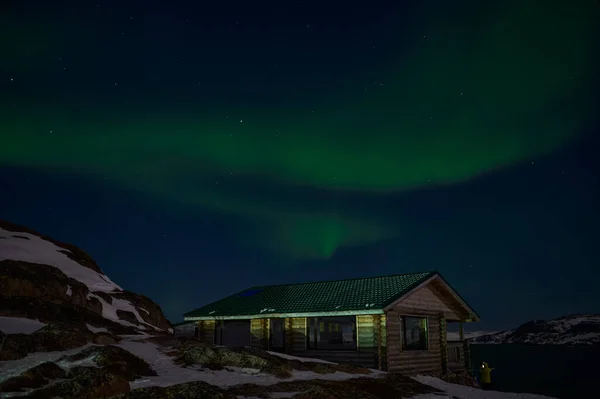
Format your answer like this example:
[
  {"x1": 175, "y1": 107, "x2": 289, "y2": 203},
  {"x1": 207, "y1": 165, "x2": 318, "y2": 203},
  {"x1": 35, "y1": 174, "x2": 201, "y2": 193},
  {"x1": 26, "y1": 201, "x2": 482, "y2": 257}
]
[
  {"x1": 0, "y1": 296, "x2": 140, "y2": 336},
  {"x1": 0, "y1": 322, "x2": 103, "y2": 361},
  {"x1": 58, "y1": 344, "x2": 157, "y2": 381},
  {"x1": 0, "y1": 361, "x2": 65, "y2": 392},
  {"x1": 112, "y1": 381, "x2": 232, "y2": 399},
  {"x1": 111, "y1": 290, "x2": 171, "y2": 332},
  {"x1": 225, "y1": 373, "x2": 441, "y2": 399},
  {"x1": 21, "y1": 366, "x2": 131, "y2": 399}
]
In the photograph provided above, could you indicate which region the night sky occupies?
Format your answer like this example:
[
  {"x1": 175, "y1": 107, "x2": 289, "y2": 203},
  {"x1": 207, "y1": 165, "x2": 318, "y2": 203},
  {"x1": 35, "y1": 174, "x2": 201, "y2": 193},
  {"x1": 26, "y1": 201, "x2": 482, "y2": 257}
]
[{"x1": 1, "y1": 0, "x2": 598, "y2": 331}]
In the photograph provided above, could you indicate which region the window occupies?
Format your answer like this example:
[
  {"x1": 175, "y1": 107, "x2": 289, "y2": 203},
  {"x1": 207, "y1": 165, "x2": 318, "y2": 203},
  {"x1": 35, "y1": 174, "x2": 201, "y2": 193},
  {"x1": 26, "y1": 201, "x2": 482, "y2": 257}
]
[
  {"x1": 307, "y1": 316, "x2": 356, "y2": 350},
  {"x1": 402, "y1": 316, "x2": 428, "y2": 350}
]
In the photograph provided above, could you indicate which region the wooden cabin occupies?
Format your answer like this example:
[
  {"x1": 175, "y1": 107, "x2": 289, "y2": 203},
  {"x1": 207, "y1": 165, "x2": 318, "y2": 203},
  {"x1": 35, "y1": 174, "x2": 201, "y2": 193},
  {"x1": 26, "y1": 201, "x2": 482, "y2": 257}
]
[{"x1": 183, "y1": 271, "x2": 479, "y2": 374}]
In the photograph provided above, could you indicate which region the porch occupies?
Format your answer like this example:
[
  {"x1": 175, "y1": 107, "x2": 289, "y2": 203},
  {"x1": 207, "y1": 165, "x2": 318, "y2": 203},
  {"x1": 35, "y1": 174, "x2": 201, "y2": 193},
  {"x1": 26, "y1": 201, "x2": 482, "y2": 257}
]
[{"x1": 447, "y1": 341, "x2": 469, "y2": 372}]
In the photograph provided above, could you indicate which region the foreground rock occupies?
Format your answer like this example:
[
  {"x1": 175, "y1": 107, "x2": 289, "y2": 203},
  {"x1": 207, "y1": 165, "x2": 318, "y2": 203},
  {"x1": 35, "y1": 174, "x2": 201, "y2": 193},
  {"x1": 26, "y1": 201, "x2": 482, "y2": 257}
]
[
  {"x1": 0, "y1": 361, "x2": 66, "y2": 393},
  {"x1": 172, "y1": 337, "x2": 373, "y2": 379},
  {"x1": 21, "y1": 366, "x2": 131, "y2": 399},
  {"x1": 1, "y1": 344, "x2": 156, "y2": 398},
  {"x1": 112, "y1": 381, "x2": 232, "y2": 399},
  {"x1": 114, "y1": 373, "x2": 440, "y2": 399},
  {"x1": 0, "y1": 321, "x2": 124, "y2": 361},
  {"x1": 58, "y1": 345, "x2": 157, "y2": 381}
]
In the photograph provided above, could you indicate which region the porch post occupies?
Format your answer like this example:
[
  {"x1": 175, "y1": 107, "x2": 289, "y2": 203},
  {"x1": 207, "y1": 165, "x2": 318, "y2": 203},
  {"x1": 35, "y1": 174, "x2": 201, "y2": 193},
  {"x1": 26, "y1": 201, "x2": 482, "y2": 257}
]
[
  {"x1": 439, "y1": 313, "x2": 448, "y2": 374},
  {"x1": 459, "y1": 321, "x2": 471, "y2": 371}
]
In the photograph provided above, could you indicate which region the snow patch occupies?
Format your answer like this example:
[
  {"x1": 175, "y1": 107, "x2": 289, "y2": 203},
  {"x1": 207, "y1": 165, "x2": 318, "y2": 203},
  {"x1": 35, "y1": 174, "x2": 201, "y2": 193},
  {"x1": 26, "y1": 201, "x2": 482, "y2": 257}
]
[
  {"x1": 111, "y1": 297, "x2": 159, "y2": 331},
  {"x1": 87, "y1": 293, "x2": 139, "y2": 329},
  {"x1": 115, "y1": 338, "x2": 383, "y2": 390},
  {"x1": 0, "y1": 344, "x2": 96, "y2": 384},
  {"x1": 0, "y1": 316, "x2": 47, "y2": 334},
  {"x1": 86, "y1": 324, "x2": 109, "y2": 334},
  {"x1": 0, "y1": 227, "x2": 122, "y2": 293},
  {"x1": 266, "y1": 351, "x2": 336, "y2": 364},
  {"x1": 412, "y1": 375, "x2": 557, "y2": 398},
  {"x1": 65, "y1": 284, "x2": 72, "y2": 296}
]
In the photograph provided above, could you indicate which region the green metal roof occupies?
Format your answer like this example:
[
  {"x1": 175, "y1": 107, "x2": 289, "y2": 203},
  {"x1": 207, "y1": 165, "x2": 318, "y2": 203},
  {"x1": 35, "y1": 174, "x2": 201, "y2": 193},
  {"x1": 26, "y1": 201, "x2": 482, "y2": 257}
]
[{"x1": 183, "y1": 271, "x2": 437, "y2": 320}]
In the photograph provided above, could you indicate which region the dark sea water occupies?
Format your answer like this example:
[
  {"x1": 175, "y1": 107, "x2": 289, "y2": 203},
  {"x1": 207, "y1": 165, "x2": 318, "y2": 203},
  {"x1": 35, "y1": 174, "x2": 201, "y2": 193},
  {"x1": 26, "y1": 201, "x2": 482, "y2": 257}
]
[{"x1": 469, "y1": 344, "x2": 598, "y2": 399}]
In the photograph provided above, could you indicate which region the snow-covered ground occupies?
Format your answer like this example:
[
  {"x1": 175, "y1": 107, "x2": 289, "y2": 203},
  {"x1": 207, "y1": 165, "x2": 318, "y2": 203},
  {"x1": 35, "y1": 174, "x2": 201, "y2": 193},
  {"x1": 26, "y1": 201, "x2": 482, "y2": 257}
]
[
  {"x1": 114, "y1": 338, "x2": 560, "y2": 398},
  {"x1": 115, "y1": 338, "x2": 386, "y2": 390},
  {"x1": 411, "y1": 376, "x2": 557, "y2": 399},
  {"x1": 0, "y1": 344, "x2": 98, "y2": 384},
  {"x1": 0, "y1": 227, "x2": 121, "y2": 293},
  {"x1": 266, "y1": 351, "x2": 335, "y2": 364},
  {"x1": 0, "y1": 316, "x2": 47, "y2": 334},
  {"x1": 0, "y1": 334, "x2": 562, "y2": 398}
]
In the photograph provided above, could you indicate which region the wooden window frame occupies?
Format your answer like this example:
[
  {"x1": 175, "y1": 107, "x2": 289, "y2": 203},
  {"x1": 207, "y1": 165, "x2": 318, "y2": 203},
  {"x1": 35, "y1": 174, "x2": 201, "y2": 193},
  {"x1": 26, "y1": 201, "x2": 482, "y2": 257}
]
[
  {"x1": 401, "y1": 315, "x2": 429, "y2": 351},
  {"x1": 306, "y1": 316, "x2": 357, "y2": 351}
]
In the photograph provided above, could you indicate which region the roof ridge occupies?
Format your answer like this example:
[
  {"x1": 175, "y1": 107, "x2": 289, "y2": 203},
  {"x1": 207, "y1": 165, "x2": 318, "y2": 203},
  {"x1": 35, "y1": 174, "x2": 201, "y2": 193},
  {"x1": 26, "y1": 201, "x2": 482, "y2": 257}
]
[{"x1": 245, "y1": 270, "x2": 437, "y2": 291}]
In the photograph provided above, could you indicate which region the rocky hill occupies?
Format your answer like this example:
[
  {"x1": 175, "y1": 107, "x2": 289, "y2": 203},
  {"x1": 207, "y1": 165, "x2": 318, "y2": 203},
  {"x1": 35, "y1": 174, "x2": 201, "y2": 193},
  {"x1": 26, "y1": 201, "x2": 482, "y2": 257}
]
[
  {"x1": 0, "y1": 220, "x2": 172, "y2": 338},
  {"x1": 0, "y1": 219, "x2": 474, "y2": 399},
  {"x1": 468, "y1": 314, "x2": 600, "y2": 346}
]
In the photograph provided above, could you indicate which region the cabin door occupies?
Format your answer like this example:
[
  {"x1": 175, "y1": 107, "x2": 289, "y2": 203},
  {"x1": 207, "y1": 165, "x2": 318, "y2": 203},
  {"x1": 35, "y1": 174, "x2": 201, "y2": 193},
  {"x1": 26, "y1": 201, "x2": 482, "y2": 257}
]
[{"x1": 269, "y1": 318, "x2": 285, "y2": 352}]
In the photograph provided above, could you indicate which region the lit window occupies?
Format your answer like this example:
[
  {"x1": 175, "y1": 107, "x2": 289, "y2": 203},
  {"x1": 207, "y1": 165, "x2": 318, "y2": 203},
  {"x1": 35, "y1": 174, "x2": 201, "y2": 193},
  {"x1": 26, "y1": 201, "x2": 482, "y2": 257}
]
[
  {"x1": 402, "y1": 316, "x2": 428, "y2": 350},
  {"x1": 308, "y1": 316, "x2": 356, "y2": 350}
]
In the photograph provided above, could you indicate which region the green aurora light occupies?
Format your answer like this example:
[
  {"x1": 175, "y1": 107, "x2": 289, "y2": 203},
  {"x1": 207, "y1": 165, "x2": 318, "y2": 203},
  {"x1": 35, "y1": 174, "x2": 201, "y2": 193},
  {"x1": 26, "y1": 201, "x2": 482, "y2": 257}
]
[{"x1": 1, "y1": 0, "x2": 597, "y2": 258}]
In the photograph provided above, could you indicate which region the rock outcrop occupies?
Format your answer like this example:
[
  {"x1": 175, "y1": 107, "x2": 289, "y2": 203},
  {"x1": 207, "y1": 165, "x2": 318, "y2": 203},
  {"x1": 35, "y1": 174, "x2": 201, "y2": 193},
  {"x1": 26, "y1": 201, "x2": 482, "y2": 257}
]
[{"x1": 0, "y1": 220, "x2": 172, "y2": 338}]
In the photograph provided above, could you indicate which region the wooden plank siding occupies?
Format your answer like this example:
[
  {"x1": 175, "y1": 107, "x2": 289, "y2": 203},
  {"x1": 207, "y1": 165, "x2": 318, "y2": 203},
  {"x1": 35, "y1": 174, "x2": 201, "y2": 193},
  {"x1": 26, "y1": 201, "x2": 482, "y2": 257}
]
[
  {"x1": 357, "y1": 315, "x2": 377, "y2": 352},
  {"x1": 385, "y1": 281, "x2": 462, "y2": 375},
  {"x1": 394, "y1": 280, "x2": 465, "y2": 320},
  {"x1": 356, "y1": 314, "x2": 387, "y2": 369},
  {"x1": 376, "y1": 314, "x2": 387, "y2": 370},
  {"x1": 250, "y1": 318, "x2": 269, "y2": 349},
  {"x1": 447, "y1": 341, "x2": 465, "y2": 372},
  {"x1": 197, "y1": 320, "x2": 215, "y2": 344},
  {"x1": 285, "y1": 317, "x2": 307, "y2": 354}
]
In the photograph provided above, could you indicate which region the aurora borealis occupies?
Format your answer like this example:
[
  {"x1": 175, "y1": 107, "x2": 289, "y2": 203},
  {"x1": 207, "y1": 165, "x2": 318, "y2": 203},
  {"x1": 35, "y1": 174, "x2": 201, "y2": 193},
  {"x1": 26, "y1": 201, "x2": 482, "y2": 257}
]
[{"x1": 1, "y1": 0, "x2": 599, "y2": 327}]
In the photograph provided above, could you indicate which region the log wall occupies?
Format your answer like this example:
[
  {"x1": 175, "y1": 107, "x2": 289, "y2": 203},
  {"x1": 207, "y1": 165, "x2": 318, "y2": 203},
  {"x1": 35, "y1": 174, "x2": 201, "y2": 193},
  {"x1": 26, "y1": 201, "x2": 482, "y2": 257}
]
[
  {"x1": 356, "y1": 314, "x2": 387, "y2": 369},
  {"x1": 394, "y1": 280, "x2": 465, "y2": 320},
  {"x1": 197, "y1": 320, "x2": 215, "y2": 344},
  {"x1": 285, "y1": 317, "x2": 307, "y2": 353},
  {"x1": 440, "y1": 315, "x2": 448, "y2": 373},
  {"x1": 385, "y1": 281, "x2": 463, "y2": 374},
  {"x1": 447, "y1": 341, "x2": 465, "y2": 371},
  {"x1": 250, "y1": 318, "x2": 269, "y2": 348}
]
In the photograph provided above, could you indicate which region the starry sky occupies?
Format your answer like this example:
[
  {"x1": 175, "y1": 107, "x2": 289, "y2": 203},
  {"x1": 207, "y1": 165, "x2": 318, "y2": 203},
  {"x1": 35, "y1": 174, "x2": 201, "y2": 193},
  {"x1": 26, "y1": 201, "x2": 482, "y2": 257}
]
[{"x1": 1, "y1": 0, "x2": 598, "y2": 331}]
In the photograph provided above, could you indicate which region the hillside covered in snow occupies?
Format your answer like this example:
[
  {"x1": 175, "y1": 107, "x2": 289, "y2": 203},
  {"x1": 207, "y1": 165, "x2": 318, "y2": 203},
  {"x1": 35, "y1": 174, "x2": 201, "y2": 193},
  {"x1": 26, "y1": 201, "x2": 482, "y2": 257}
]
[{"x1": 468, "y1": 314, "x2": 600, "y2": 346}]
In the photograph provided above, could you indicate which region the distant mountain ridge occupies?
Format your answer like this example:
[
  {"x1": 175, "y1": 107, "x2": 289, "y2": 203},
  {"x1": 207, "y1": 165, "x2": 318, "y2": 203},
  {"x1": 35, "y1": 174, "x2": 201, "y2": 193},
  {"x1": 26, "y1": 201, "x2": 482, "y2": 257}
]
[{"x1": 467, "y1": 314, "x2": 600, "y2": 346}]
